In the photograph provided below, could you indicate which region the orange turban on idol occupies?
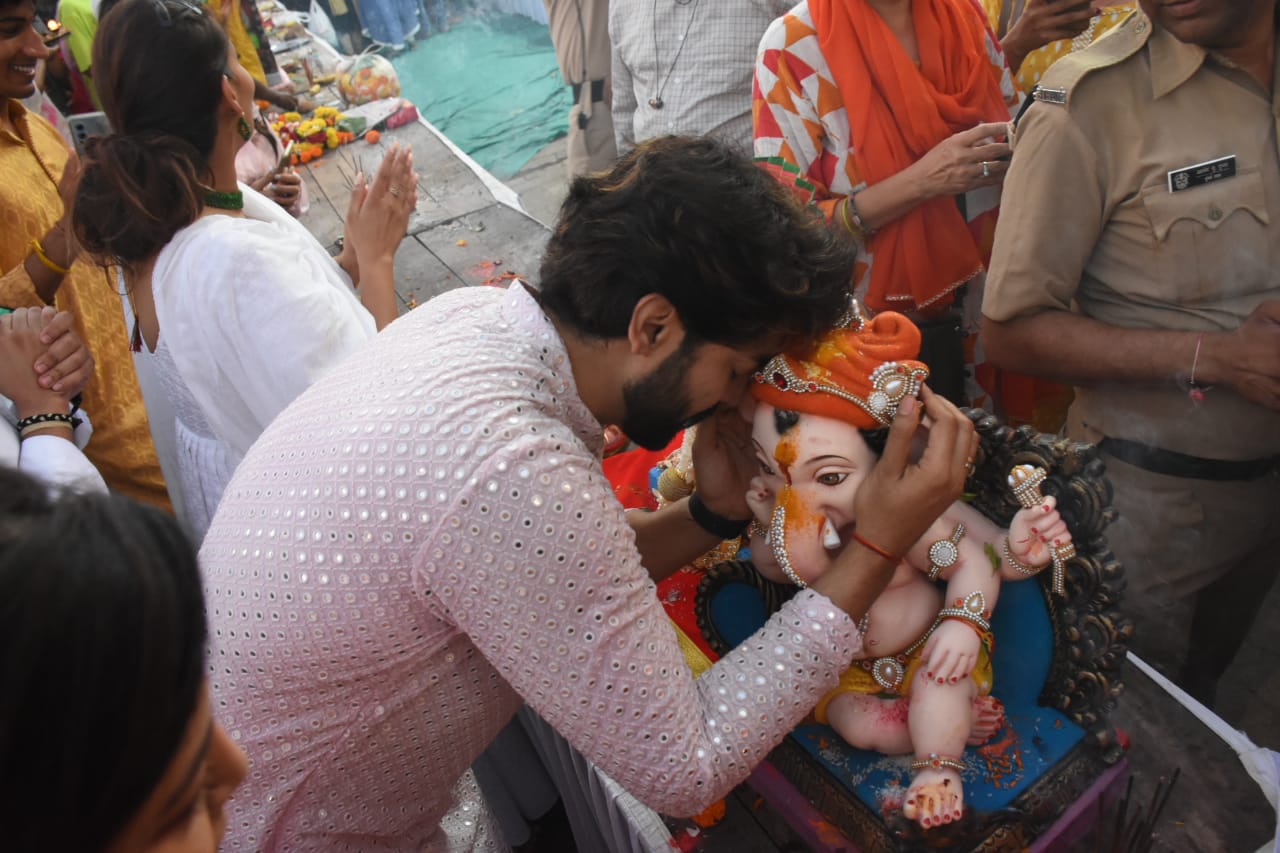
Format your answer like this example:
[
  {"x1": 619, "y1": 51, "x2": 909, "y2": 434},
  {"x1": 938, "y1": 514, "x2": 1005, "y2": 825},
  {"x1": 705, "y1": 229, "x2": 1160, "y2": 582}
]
[{"x1": 751, "y1": 311, "x2": 930, "y2": 429}]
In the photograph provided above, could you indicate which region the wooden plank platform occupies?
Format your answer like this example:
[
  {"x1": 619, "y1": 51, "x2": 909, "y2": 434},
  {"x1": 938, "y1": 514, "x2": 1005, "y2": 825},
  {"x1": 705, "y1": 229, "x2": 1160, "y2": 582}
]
[{"x1": 297, "y1": 119, "x2": 549, "y2": 311}]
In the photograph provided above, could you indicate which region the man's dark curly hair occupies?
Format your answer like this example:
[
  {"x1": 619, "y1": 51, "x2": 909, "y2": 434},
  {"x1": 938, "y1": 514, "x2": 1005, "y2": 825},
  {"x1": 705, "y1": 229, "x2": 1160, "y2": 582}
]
[{"x1": 537, "y1": 136, "x2": 858, "y2": 348}]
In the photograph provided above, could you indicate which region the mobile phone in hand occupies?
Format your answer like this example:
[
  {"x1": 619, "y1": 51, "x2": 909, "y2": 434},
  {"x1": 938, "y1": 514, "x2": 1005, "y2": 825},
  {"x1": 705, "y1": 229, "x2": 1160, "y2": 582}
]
[{"x1": 68, "y1": 112, "x2": 111, "y2": 157}]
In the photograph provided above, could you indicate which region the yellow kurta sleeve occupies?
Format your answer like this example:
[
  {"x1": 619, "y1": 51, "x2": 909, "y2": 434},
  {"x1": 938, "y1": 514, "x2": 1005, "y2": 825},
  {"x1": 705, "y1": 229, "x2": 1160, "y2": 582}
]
[{"x1": 0, "y1": 102, "x2": 171, "y2": 509}]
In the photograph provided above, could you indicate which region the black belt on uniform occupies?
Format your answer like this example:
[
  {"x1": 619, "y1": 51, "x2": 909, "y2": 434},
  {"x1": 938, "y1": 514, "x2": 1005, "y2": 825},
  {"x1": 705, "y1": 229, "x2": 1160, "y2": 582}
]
[
  {"x1": 570, "y1": 78, "x2": 606, "y2": 104},
  {"x1": 1098, "y1": 437, "x2": 1280, "y2": 482}
]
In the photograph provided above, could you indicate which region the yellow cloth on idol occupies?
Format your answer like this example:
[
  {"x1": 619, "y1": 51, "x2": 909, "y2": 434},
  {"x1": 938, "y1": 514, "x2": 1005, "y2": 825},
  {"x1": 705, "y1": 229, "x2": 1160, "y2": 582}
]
[
  {"x1": 0, "y1": 101, "x2": 170, "y2": 509},
  {"x1": 206, "y1": 0, "x2": 267, "y2": 83},
  {"x1": 982, "y1": 1, "x2": 1138, "y2": 94},
  {"x1": 813, "y1": 631, "x2": 993, "y2": 722}
]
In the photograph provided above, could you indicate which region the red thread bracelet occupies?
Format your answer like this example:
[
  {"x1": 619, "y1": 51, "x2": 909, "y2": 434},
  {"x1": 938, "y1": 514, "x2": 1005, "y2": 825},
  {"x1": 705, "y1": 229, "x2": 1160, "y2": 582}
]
[{"x1": 852, "y1": 531, "x2": 899, "y2": 563}]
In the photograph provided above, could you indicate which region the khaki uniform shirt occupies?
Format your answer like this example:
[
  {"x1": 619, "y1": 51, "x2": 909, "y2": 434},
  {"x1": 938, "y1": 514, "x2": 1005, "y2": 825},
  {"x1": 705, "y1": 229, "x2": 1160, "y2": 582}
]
[{"x1": 984, "y1": 12, "x2": 1280, "y2": 460}]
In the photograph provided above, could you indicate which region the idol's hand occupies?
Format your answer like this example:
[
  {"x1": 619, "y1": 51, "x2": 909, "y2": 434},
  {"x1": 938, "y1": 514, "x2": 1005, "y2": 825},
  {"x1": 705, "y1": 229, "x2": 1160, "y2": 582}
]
[
  {"x1": 921, "y1": 619, "x2": 981, "y2": 685},
  {"x1": 1008, "y1": 499, "x2": 1069, "y2": 568}
]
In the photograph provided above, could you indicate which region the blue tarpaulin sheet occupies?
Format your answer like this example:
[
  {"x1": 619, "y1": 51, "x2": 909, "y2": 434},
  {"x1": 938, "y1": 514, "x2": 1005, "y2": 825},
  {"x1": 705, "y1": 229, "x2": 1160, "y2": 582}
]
[{"x1": 391, "y1": 13, "x2": 569, "y2": 178}]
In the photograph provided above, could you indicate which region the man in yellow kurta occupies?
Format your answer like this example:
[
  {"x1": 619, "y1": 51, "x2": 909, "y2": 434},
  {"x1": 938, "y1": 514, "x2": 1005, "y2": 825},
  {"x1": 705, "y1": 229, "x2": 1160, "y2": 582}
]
[{"x1": 0, "y1": 17, "x2": 169, "y2": 508}]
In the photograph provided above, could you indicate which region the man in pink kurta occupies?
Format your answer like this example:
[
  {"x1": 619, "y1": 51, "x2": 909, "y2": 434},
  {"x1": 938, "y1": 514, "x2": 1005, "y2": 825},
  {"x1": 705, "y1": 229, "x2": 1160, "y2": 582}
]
[{"x1": 201, "y1": 136, "x2": 976, "y2": 851}]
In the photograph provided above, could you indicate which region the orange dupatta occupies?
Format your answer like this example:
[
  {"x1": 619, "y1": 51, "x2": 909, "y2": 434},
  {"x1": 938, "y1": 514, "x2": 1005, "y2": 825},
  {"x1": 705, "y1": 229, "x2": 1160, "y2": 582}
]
[{"x1": 810, "y1": 0, "x2": 1010, "y2": 313}]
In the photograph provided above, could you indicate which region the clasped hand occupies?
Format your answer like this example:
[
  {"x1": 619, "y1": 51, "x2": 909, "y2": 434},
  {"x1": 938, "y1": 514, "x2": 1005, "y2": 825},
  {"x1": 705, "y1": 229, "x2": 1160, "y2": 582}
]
[{"x1": 0, "y1": 307, "x2": 93, "y2": 412}]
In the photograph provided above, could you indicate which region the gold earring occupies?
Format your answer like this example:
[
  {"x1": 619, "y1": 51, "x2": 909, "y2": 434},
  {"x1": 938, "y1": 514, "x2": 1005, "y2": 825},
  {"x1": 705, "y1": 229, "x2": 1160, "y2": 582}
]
[{"x1": 236, "y1": 114, "x2": 252, "y2": 141}]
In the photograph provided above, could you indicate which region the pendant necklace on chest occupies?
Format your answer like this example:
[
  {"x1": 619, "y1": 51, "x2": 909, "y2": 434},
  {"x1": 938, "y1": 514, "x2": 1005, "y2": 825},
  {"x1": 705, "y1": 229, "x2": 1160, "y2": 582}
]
[{"x1": 648, "y1": 0, "x2": 701, "y2": 110}]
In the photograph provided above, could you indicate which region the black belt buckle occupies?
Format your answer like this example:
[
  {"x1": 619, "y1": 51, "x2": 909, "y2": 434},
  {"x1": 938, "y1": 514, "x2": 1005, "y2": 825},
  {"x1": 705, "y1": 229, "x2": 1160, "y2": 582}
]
[{"x1": 1098, "y1": 437, "x2": 1279, "y2": 482}]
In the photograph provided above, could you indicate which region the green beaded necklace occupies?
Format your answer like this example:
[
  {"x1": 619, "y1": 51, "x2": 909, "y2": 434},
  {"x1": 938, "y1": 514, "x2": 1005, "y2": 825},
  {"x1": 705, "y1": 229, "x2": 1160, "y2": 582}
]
[{"x1": 203, "y1": 188, "x2": 244, "y2": 210}]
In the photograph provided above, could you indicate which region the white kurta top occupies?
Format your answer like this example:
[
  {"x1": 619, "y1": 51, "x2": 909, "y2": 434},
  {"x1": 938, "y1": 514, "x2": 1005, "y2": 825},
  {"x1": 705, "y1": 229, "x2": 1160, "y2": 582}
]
[{"x1": 148, "y1": 185, "x2": 377, "y2": 540}]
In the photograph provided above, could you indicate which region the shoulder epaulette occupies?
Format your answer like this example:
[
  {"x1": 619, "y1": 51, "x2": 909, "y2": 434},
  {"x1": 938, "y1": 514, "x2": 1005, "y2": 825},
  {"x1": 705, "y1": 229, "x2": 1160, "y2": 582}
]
[{"x1": 1032, "y1": 9, "x2": 1152, "y2": 108}]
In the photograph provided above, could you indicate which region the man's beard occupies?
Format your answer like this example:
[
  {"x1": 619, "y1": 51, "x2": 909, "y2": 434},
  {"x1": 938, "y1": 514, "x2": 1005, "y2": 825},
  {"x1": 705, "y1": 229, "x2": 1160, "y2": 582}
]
[{"x1": 618, "y1": 341, "x2": 718, "y2": 451}]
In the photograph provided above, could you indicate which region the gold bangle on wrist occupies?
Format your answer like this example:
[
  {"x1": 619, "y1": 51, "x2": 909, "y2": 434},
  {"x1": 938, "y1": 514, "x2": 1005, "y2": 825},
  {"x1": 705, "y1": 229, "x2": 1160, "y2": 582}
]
[
  {"x1": 839, "y1": 196, "x2": 863, "y2": 240},
  {"x1": 846, "y1": 192, "x2": 876, "y2": 237},
  {"x1": 29, "y1": 237, "x2": 71, "y2": 276},
  {"x1": 1001, "y1": 536, "x2": 1040, "y2": 577}
]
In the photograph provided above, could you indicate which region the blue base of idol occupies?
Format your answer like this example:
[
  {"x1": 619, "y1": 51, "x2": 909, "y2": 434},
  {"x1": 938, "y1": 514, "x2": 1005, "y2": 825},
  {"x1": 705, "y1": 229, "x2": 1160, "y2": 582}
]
[{"x1": 707, "y1": 573, "x2": 1084, "y2": 816}]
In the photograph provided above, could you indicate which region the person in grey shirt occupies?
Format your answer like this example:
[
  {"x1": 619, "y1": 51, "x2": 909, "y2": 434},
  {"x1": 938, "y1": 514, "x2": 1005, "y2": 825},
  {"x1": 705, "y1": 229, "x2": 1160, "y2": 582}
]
[{"x1": 610, "y1": 0, "x2": 790, "y2": 154}]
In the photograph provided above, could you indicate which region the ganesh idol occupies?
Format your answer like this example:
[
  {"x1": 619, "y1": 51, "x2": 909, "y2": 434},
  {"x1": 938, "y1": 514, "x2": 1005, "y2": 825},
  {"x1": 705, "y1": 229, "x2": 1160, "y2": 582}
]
[{"x1": 744, "y1": 309, "x2": 1073, "y2": 830}]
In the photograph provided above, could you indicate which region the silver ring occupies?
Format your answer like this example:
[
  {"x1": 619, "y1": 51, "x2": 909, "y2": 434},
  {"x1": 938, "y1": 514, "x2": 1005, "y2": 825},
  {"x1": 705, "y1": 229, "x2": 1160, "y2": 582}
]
[
  {"x1": 389, "y1": 186, "x2": 403, "y2": 197},
  {"x1": 981, "y1": 161, "x2": 991, "y2": 179}
]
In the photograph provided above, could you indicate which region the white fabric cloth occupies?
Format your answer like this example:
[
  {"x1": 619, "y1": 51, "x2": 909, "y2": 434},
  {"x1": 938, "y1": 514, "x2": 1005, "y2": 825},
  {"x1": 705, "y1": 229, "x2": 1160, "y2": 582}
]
[
  {"x1": 201, "y1": 283, "x2": 862, "y2": 851},
  {"x1": 148, "y1": 185, "x2": 376, "y2": 540},
  {"x1": 520, "y1": 708, "x2": 673, "y2": 853},
  {"x1": 1127, "y1": 652, "x2": 1280, "y2": 853},
  {"x1": 1, "y1": 397, "x2": 106, "y2": 494},
  {"x1": 610, "y1": 0, "x2": 792, "y2": 154}
]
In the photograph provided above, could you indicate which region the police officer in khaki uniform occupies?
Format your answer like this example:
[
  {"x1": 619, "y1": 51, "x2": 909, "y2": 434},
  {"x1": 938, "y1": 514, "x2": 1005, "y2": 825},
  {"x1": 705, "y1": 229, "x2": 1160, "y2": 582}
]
[
  {"x1": 981, "y1": 0, "x2": 1280, "y2": 705},
  {"x1": 545, "y1": 0, "x2": 618, "y2": 176}
]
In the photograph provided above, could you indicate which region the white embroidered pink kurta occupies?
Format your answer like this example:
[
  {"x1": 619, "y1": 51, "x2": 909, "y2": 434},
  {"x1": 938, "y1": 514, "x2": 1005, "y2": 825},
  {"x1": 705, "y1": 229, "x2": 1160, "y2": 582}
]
[{"x1": 202, "y1": 284, "x2": 863, "y2": 851}]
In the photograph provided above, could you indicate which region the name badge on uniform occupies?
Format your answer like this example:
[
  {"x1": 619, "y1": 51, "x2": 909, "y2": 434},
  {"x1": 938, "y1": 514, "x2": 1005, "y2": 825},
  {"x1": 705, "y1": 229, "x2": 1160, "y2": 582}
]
[{"x1": 1167, "y1": 155, "x2": 1236, "y2": 193}]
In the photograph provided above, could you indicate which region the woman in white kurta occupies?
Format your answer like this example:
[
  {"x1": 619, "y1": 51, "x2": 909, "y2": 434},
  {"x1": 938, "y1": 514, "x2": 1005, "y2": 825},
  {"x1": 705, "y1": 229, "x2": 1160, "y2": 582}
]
[
  {"x1": 146, "y1": 186, "x2": 379, "y2": 538},
  {"x1": 71, "y1": 0, "x2": 418, "y2": 540}
]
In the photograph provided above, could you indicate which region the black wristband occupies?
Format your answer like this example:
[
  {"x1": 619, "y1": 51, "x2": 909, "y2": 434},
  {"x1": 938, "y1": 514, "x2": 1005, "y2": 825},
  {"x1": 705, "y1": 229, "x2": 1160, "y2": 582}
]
[{"x1": 687, "y1": 492, "x2": 751, "y2": 540}]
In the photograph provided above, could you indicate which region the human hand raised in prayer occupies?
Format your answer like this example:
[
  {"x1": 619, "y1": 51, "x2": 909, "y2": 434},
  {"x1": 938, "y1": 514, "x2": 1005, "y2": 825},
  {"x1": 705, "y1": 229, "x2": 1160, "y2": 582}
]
[
  {"x1": 344, "y1": 143, "x2": 417, "y2": 269},
  {"x1": 909, "y1": 122, "x2": 1012, "y2": 200},
  {"x1": 47, "y1": 149, "x2": 82, "y2": 265}
]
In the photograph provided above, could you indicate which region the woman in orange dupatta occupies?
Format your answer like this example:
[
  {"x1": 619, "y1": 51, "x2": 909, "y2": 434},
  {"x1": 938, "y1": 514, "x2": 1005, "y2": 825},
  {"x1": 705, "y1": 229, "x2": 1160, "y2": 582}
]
[{"x1": 754, "y1": 0, "x2": 1068, "y2": 429}]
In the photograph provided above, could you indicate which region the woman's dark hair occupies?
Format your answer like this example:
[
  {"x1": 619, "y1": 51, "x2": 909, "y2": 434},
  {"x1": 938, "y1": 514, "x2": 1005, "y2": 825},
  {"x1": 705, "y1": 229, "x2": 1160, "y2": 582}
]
[
  {"x1": 537, "y1": 136, "x2": 858, "y2": 349},
  {"x1": 774, "y1": 407, "x2": 888, "y2": 456},
  {"x1": 0, "y1": 469, "x2": 208, "y2": 851},
  {"x1": 73, "y1": 0, "x2": 231, "y2": 266}
]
